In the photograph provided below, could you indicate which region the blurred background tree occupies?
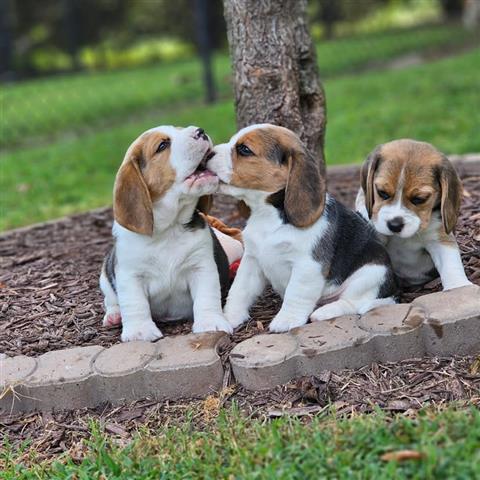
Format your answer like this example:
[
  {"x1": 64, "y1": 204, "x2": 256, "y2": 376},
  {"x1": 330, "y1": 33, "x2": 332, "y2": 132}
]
[{"x1": 2, "y1": 0, "x2": 476, "y2": 80}]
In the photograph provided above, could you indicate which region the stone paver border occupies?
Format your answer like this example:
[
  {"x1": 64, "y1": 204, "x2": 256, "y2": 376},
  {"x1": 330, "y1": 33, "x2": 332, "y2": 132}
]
[
  {"x1": 2, "y1": 156, "x2": 479, "y2": 413},
  {"x1": 2, "y1": 286, "x2": 478, "y2": 412}
]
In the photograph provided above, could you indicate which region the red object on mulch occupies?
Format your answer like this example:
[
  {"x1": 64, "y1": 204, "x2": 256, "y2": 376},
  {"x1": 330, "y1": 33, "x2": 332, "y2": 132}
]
[
  {"x1": 0, "y1": 166, "x2": 479, "y2": 358},
  {"x1": 229, "y1": 259, "x2": 241, "y2": 280}
]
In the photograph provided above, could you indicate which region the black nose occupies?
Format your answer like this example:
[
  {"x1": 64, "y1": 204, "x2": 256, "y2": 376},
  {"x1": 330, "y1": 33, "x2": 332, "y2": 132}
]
[
  {"x1": 194, "y1": 128, "x2": 207, "y2": 141},
  {"x1": 387, "y1": 217, "x2": 404, "y2": 233}
]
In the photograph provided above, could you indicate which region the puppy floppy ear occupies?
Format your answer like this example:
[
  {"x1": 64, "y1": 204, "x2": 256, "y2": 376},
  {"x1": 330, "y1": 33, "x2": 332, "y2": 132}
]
[
  {"x1": 361, "y1": 146, "x2": 382, "y2": 218},
  {"x1": 439, "y1": 158, "x2": 462, "y2": 234},
  {"x1": 114, "y1": 143, "x2": 154, "y2": 235},
  {"x1": 196, "y1": 195, "x2": 213, "y2": 214},
  {"x1": 284, "y1": 144, "x2": 326, "y2": 228}
]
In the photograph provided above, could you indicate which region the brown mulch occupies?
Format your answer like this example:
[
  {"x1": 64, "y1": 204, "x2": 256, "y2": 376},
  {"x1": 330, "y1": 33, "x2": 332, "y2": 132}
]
[
  {"x1": 1, "y1": 355, "x2": 479, "y2": 462},
  {"x1": 1, "y1": 167, "x2": 479, "y2": 358}
]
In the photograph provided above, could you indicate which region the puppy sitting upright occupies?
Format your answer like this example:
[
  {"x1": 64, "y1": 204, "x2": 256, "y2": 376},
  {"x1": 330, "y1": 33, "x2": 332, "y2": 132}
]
[
  {"x1": 356, "y1": 139, "x2": 472, "y2": 290},
  {"x1": 100, "y1": 125, "x2": 233, "y2": 342},
  {"x1": 207, "y1": 124, "x2": 397, "y2": 333}
]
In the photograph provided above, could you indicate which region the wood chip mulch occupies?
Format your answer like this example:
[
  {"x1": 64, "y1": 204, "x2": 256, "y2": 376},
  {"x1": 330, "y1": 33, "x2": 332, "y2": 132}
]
[
  {"x1": 0, "y1": 164, "x2": 479, "y2": 461},
  {"x1": 1, "y1": 167, "x2": 478, "y2": 358}
]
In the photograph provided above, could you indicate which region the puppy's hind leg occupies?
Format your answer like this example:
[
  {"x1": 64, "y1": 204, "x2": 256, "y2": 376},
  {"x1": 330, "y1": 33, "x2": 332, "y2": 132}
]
[
  {"x1": 310, "y1": 265, "x2": 395, "y2": 322},
  {"x1": 99, "y1": 268, "x2": 122, "y2": 327}
]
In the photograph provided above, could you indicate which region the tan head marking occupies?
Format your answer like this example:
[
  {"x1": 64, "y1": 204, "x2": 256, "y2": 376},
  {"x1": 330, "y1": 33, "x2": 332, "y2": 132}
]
[
  {"x1": 114, "y1": 131, "x2": 176, "y2": 235},
  {"x1": 230, "y1": 126, "x2": 326, "y2": 228},
  {"x1": 362, "y1": 139, "x2": 462, "y2": 233}
]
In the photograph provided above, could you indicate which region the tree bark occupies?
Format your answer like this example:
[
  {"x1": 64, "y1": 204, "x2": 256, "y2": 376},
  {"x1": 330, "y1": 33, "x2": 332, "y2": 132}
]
[{"x1": 223, "y1": 0, "x2": 326, "y2": 163}]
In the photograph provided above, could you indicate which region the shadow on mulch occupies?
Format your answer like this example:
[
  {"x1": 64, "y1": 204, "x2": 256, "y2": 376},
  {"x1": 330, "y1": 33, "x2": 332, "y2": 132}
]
[{"x1": 1, "y1": 167, "x2": 479, "y2": 358}]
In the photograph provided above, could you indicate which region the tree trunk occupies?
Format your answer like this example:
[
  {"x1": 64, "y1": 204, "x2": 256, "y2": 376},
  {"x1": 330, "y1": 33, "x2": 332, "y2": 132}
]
[
  {"x1": 194, "y1": 0, "x2": 217, "y2": 104},
  {"x1": 223, "y1": 0, "x2": 326, "y2": 163}
]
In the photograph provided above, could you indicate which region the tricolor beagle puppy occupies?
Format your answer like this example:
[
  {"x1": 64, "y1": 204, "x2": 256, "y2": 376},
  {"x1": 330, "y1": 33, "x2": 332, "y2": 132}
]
[
  {"x1": 355, "y1": 139, "x2": 472, "y2": 290},
  {"x1": 207, "y1": 124, "x2": 397, "y2": 332},
  {"x1": 99, "y1": 125, "x2": 235, "y2": 342}
]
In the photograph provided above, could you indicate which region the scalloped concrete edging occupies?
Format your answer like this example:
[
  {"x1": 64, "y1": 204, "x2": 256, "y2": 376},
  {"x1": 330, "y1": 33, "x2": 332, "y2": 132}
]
[
  {"x1": 230, "y1": 286, "x2": 480, "y2": 390},
  {"x1": 0, "y1": 332, "x2": 226, "y2": 413},
  {"x1": 1, "y1": 286, "x2": 479, "y2": 413}
]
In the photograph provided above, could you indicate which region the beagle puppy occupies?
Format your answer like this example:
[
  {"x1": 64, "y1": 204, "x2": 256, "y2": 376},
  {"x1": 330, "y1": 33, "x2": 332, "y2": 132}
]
[
  {"x1": 99, "y1": 125, "x2": 234, "y2": 342},
  {"x1": 355, "y1": 139, "x2": 472, "y2": 290},
  {"x1": 207, "y1": 124, "x2": 397, "y2": 333}
]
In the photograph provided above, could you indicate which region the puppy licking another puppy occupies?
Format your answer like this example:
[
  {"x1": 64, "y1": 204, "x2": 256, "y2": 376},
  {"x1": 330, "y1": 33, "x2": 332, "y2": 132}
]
[
  {"x1": 356, "y1": 139, "x2": 471, "y2": 290},
  {"x1": 207, "y1": 124, "x2": 398, "y2": 332},
  {"x1": 100, "y1": 126, "x2": 237, "y2": 342}
]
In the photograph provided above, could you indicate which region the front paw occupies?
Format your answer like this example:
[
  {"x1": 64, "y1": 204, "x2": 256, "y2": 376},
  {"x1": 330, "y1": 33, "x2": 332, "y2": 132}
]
[
  {"x1": 103, "y1": 306, "x2": 122, "y2": 327},
  {"x1": 269, "y1": 313, "x2": 307, "y2": 333},
  {"x1": 224, "y1": 309, "x2": 249, "y2": 329},
  {"x1": 121, "y1": 320, "x2": 163, "y2": 342},
  {"x1": 310, "y1": 302, "x2": 346, "y2": 322},
  {"x1": 193, "y1": 314, "x2": 233, "y2": 334},
  {"x1": 443, "y1": 280, "x2": 474, "y2": 291}
]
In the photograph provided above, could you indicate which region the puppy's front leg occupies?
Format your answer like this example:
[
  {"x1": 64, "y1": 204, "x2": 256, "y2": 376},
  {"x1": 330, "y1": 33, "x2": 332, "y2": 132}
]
[
  {"x1": 426, "y1": 239, "x2": 472, "y2": 290},
  {"x1": 269, "y1": 263, "x2": 325, "y2": 333},
  {"x1": 188, "y1": 262, "x2": 233, "y2": 334},
  {"x1": 224, "y1": 254, "x2": 266, "y2": 329},
  {"x1": 116, "y1": 274, "x2": 163, "y2": 342}
]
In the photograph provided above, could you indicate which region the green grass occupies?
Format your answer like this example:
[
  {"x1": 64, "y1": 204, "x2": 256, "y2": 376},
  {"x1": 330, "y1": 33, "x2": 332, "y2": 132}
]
[
  {"x1": 2, "y1": 48, "x2": 479, "y2": 231},
  {"x1": 314, "y1": 23, "x2": 474, "y2": 78},
  {"x1": 2, "y1": 24, "x2": 474, "y2": 148},
  {"x1": 2, "y1": 407, "x2": 480, "y2": 479}
]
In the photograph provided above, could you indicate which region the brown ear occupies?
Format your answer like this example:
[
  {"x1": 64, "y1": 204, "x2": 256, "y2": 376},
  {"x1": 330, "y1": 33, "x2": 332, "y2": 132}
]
[
  {"x1": 237, "y1": 200, "x2": 251, "y2": 219},
  {"x1": 196, "y1": 195, "x2": 213, "y2": 215},
  {"x1": 361, "y1": 146, "x2": 382, "y2": 218},
  {"x1": 284, "y1": 145, "x2": 326, "y2": 228},
  {"x1": 439, "y1": 158, "x2": 462, "y2": 234},
  {"x1": 113, "y1": 146, "x2": 153, "y2": 235}
]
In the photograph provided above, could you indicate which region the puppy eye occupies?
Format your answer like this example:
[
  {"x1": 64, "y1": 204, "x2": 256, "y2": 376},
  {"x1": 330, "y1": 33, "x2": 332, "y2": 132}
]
[
  {"x1": 377, "y1": 188, "x2": 390, "y2": 200},
  {"x1": 236, "y1": 144, "x2": 254, "y2": 156},
  {"x1": 411, "y1": 196, "x2": 427, "y2": 205},
  {"x1": 156, "y1": 140, "x2": 170, "y2": 153}
]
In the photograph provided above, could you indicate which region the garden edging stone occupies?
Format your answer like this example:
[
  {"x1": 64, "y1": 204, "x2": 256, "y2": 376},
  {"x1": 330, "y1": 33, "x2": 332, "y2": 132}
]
[{"x1": 1, "y1": 286, "x2": 478, "y2": 412}]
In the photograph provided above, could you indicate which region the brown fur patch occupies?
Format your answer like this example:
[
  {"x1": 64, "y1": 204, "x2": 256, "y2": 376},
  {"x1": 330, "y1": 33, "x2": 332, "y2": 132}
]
[
  {"x1": 230, "y1": 129, "x2": 289, "y2": 192},
  {"x1": 230, "y1": 126, "x2": 326, "y2": 227},
  {"x1": 113, "y1": 131, "x2": 176, "y2": 235},
  {"x1": 364, "y1": 139, "x2": 461, "y2": 233}
]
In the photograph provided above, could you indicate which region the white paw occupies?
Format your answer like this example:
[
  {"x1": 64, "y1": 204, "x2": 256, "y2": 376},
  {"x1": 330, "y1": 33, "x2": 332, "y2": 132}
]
[
  {"x1": 193, "y1": 314, "x2": 233, "y2": 334},
  {"x1": 224, "y1": 309, "x2": 249, "y2": 329},
  {"x1": 310, "y1": 303, "x2": 346, "y2": 322},
  {"x1": 103, "y1": 306, "x2": 122, "y2": 327},
  {"x1": 269, "y1": 313, "x2": 307, "y2": 333},
  {"x1": 121, "y1": 320, "x2": 163, "y2": 342},
  {"x1": 443, "y1": 280, "x2": 474, "y2": 291}
]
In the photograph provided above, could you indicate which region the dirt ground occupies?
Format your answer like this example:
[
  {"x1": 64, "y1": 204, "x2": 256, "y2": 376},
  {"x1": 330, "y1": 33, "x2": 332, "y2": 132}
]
[{"x1": 1, "y1": 166, "x2": 479, "y2": 358}]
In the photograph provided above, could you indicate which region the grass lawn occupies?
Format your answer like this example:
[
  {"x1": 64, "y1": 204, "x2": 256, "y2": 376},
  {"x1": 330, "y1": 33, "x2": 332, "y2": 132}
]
[
  {"x1": 2, "y1": 48, "x2": 479, "y2": 231},
  {"x1": 2, "y1": 24, "x2": 475, "y2": 149},
  {"x1": 2, "y1": 407, "x2": 480, "y2": 479}
]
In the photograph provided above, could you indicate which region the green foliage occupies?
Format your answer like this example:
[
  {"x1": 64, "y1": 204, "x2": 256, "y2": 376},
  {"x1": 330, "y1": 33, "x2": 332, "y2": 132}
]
[
  {"x1": 2, "y1": 48, "x2": 478, "y2": 231},
  {"x1": 2, "y1": 25, "x2": 478, "y2": 231},
  {"x1": 3, "y1": 25, "x2": 474, "y2": 149},
  {"x1": 2, "y1": 54, "x2": 232, "y2": 148},
  {"x1": 315, "y1": 24, "x2": 473, "y2": 77},
  {"x1": 2, "y1": 407, "x2": 480, "y2": 479}
]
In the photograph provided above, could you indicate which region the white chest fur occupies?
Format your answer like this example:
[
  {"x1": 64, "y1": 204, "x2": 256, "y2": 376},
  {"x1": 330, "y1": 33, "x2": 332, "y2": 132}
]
[
  {"x1": 114, "y1": 223, "x2": 212, "y2": 319},
  {"x1": 243, "y1": 207, "x2": 327, "y2": 297}
]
